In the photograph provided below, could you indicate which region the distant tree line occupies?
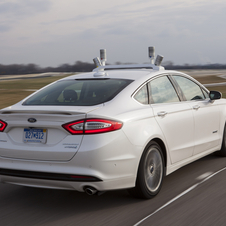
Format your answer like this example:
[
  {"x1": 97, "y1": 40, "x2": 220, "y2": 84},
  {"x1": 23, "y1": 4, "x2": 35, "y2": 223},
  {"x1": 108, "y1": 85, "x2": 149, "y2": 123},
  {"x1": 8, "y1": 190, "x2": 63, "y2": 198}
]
[
  {"x1": 0, "y1": 61, "x2": 95, "y2": 75},
  {"x1": 1, "y1": 61, "x2": 226, "y2": 75},
  {"x1": 164, "y1": 63, "x2": 226, "y2": 70}
]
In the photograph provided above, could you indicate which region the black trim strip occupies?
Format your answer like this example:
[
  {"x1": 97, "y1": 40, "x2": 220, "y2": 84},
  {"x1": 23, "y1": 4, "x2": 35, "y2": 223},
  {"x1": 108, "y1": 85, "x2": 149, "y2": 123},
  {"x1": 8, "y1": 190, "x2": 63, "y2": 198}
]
[{"x1": 0, "y1": 168, "x2": 102, "y2": 182}]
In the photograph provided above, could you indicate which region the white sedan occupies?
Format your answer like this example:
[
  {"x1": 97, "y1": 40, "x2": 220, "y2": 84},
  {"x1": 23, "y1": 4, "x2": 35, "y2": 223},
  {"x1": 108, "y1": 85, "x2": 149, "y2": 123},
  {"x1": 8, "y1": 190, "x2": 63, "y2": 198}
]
[{"x1": 0, "y1": 48, "x2": 225, "y2": 199}]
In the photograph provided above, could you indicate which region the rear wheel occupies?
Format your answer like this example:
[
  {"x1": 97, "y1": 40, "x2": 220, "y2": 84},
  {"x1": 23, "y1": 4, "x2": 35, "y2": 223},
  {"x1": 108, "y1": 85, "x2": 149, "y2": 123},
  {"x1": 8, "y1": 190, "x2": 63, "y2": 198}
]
[{"x1": 128, "y1": 141, "x2": 165, "y2": 199}]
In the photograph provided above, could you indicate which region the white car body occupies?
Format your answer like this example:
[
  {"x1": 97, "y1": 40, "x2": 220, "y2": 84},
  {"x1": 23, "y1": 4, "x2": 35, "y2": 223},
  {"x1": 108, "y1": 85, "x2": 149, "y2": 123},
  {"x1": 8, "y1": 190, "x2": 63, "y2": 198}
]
[{"x1": 0, "y1": 50, "x2": 225, "y2": 198}]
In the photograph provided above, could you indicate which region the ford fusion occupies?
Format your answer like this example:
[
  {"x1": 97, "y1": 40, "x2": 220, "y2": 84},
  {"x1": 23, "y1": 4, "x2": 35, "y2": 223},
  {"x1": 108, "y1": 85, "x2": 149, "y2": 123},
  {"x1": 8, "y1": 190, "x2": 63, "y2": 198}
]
[{"x1": 0, "y1": 47, "x2": 225, "y2": 199}]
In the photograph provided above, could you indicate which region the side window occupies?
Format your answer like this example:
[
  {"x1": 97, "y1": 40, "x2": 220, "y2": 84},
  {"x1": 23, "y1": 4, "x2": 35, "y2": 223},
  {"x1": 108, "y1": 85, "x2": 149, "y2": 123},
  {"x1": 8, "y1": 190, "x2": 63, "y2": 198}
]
[
  {"x1": 148, "y1": 76, "x2": 180, "y2": 104},
  {"x1": 134, "y1": 85, "x2": 148, "y2": 104},
  {"x1": 173, "y1": 75, "x2": 205, "y2": 101}
]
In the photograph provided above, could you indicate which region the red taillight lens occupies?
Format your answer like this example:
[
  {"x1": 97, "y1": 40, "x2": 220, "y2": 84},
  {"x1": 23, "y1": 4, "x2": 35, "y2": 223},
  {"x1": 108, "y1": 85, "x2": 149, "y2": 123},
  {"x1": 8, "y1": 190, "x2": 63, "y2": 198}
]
[
  {"x1": 62, "y1": 119, "x2": 123, "y2": 135},
  {"x1": 0, "y1": 120, "x2": 7, "y2": 132},
  {"x1": 62, "y1": 120, "x2": 84, "y2": 134}
]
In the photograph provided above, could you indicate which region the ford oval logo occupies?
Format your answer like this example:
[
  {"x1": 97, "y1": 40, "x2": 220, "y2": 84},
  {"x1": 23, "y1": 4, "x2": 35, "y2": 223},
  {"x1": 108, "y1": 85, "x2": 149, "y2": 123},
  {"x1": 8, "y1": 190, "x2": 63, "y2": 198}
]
[{"x1": 28, "y1": 118, "x2": 37, "y2": 123}]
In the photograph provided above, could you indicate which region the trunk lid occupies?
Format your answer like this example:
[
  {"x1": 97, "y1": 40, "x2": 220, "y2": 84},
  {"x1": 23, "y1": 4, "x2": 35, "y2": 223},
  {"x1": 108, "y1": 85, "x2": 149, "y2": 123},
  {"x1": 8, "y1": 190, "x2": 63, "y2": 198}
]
[{"x1": 0, "y1": 105, "x2": 101, "y2": 161}]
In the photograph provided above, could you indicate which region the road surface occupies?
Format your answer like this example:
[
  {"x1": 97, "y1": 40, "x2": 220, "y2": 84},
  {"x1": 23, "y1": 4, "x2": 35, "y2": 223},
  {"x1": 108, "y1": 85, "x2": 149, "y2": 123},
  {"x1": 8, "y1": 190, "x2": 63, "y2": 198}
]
[{"x1": 1, "y1": 154, "x2": 226, "y2": 226}]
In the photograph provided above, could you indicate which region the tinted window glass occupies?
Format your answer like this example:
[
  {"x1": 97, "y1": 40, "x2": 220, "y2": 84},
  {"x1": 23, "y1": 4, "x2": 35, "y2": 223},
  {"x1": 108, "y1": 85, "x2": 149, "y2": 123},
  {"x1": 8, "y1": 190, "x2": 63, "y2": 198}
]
[
  {"x1": 173, "y1": 75, "x2": 204, "y2": 101},
  {"x1": 134, "y1": 85, "x2": 148, "y2": 104},
  {"x1": 149, "y1": 76, "x2": 180, "y2": 104},
  {"x1": 23, "y1": 79, "x2": 133, "y2": 106}
]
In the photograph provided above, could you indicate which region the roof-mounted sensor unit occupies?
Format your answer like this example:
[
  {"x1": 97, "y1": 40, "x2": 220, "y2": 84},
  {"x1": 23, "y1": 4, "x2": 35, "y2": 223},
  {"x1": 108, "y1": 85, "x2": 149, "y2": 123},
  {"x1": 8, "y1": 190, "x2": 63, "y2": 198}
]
[
  {"x1": 93, "y1": 46, "x2": 164, "y2": 75},
  {"x1": 93, "y1": 55, "x2": 108, "y2": 77},
  {"x1": 154, "y1": 55, "x2": 164, "y2": 66},
  {"x1": 148, "y1": 46, "x2": 155, "y2": 64},
  {"x1": 93, "y1": 57, "x2": 102, "y2": 68},
  {"x1": 100, "y1": 49, "x2": 107, "y2": 66}
]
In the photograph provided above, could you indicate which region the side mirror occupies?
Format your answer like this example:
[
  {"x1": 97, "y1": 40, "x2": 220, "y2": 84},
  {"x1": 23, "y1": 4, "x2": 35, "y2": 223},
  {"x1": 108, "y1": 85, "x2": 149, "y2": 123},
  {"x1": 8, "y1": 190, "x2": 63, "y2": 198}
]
[{"x1": 209, "y1": 91, "x2": 222, "y2": 100}]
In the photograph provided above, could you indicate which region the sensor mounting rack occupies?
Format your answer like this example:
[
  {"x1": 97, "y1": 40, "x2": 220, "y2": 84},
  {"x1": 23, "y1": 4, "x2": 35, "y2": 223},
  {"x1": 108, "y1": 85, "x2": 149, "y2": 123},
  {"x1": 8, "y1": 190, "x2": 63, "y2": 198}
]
[{"x1": 92, "y1": 47, "x2": 165, "y2": 77}]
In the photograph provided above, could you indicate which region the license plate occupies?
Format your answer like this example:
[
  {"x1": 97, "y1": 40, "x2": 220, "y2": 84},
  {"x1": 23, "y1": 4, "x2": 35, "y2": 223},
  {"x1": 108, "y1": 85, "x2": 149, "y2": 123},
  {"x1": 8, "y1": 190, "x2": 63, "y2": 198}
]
[{"x1": 23, "y1": 128, "x2": 47, "y2": 144}]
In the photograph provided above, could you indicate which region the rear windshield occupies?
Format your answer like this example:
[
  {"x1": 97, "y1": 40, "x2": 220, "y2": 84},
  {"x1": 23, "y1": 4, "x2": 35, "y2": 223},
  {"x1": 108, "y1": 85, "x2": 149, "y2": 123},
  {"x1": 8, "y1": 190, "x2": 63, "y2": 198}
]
[{"x1": 23, "y1": 78, "x2": 133, "y2": 106}]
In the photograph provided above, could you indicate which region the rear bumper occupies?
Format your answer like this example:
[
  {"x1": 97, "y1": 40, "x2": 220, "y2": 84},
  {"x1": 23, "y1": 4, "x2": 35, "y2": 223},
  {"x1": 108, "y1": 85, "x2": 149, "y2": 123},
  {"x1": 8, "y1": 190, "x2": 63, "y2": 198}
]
[
  {"x1": 0, "y1": 168, "x2": 102, "y2": 182},
  {"x1": 0, "y1": 132, "x2": 141, "y2": 192},
  {"x1": 0, "y1": 173, "x2": 135, "y2": 192},
  {"x1": 0, "y1": 158, "x2": 137, "y2": 192}
]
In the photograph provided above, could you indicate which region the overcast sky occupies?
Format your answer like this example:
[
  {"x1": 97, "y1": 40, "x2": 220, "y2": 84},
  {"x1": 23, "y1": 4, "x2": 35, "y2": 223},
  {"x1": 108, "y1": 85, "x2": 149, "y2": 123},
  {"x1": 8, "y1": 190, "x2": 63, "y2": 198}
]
[{"x1": 0, "y1": 0, "x2": 226, "y2": 67}]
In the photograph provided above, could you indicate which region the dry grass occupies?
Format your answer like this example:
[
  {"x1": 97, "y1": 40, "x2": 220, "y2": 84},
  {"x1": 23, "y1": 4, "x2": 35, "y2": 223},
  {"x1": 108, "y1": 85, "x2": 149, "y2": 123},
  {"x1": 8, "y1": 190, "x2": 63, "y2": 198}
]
[
  {"x1": 0, "y1": 75, "x2": 68, "y2": 90},
  {"x1": 0, "y1": 90, "x2": 34, "y2": 109},
  {"x1": 194, "y1": 75, "x2": 226, "y2": 84},
  {"x1": 0, "y1": 75, "x2": 68, "y2": 109}
]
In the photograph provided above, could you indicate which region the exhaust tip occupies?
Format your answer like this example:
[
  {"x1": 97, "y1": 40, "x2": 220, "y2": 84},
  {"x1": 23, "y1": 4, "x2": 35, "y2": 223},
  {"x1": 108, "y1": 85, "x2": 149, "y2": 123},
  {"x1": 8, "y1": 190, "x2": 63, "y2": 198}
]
[{"x1": 84, "y1": 186, "x2": 98, "y2": 196}]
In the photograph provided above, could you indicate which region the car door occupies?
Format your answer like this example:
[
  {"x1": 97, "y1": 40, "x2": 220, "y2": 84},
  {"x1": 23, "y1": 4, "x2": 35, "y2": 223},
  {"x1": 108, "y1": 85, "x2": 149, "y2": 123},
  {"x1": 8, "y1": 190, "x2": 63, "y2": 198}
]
[
  {"x1": 149, "y1": 75, "x2": 195, "y2": 164},
  {"x1": 172, "y1": 74, "x2": 221, "y2": 155}
]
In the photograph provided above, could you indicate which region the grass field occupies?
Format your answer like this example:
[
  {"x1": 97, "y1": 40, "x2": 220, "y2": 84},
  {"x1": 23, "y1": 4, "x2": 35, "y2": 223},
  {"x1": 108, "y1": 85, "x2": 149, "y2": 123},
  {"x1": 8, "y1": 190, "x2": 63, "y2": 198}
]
[
  {"x1": 0, "y1": 73, "x2": 226, "y2": 109},
  {"x1": 0, "y1": 75, "x2": 68, "y2": 109},
  {"x1": 192, "y1": 75, "x2": 226, "y2": 99}
]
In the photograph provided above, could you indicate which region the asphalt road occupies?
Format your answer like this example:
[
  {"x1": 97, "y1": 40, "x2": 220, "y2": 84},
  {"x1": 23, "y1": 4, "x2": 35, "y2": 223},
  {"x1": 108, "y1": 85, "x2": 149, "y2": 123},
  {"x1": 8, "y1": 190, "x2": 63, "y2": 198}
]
[{"x1": 1, "y1": 154, "x2": 226, "y2": 226}]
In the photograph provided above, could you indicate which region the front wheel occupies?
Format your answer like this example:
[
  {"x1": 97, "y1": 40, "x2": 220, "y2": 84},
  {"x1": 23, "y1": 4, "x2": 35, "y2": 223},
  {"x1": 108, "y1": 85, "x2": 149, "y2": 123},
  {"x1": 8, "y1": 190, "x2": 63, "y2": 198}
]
[{"x1": 128, "y1": 141, "x2": 165, "y2": 199}]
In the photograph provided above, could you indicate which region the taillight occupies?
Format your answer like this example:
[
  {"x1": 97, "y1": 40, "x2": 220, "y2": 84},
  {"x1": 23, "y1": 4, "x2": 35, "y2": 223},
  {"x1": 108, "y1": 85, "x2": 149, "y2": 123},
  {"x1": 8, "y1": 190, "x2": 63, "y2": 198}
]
[
  {"x1": 62, "y1": 119, "x2": 123, "y2": 134},
  {"x1": 85, "y1": 119, "x2": 122, "y2": 134},
  {"x1": 0, "y1": 120, "x2": 7, "y2": 132},
  {"x1": 62, "y1": 120, "x2": 84, "y2": 134}
]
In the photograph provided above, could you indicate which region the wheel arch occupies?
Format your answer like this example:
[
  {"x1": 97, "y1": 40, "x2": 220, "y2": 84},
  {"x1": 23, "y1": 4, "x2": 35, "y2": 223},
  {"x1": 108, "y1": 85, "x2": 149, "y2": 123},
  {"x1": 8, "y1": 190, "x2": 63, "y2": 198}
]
[{"x1": 151, "y1": 138, "x2": 167, "y2": 167}]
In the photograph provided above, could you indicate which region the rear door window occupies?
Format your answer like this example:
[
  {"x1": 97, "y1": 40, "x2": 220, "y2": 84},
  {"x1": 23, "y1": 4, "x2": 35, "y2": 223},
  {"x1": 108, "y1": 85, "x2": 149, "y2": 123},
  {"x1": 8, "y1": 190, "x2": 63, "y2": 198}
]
[{"x1": 148, "y1": 76, "x2": 180, "y2": 104}]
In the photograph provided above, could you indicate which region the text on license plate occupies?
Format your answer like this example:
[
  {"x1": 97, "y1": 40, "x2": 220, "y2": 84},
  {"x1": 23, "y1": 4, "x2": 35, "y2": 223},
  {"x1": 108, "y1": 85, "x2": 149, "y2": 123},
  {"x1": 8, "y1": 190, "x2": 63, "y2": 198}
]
[{"x1": 23, "y1": 128, "x2": 47, "y2": 144}]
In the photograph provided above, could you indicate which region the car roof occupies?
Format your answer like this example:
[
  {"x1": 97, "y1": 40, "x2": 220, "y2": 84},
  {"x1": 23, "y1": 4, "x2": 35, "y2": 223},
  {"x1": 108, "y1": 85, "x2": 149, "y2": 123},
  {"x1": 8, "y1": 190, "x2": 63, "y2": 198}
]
[
  {"x1": 64, "y1": 68, "x2": 179, "y2": 79},
  {"x1": 60, "y1": 69, "x2": 186, "y2": 85},
  {"x1": 64, "y1": 69, "x2": 154, "y2": 80}
]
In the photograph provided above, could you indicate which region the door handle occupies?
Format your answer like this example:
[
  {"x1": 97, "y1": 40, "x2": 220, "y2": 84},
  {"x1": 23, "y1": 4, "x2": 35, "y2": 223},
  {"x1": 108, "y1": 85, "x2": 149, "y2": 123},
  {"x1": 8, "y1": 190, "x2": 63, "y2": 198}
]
[
  {"x1": 193, "y1": 105, "x2": 200, "y2": 110},
  {"x1": 157, "y1": 111, "x2": 167, "y2": 117}
]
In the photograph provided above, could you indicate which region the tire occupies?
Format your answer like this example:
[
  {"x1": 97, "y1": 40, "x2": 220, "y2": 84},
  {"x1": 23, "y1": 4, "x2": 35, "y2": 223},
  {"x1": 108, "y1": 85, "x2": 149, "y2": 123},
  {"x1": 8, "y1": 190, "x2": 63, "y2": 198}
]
[
  {"x1": 218, "y1": 124, "x2": 226, "y2": 157},
  {"x1": 128, "y1": 141, "x2": 165, "y2": 199}
]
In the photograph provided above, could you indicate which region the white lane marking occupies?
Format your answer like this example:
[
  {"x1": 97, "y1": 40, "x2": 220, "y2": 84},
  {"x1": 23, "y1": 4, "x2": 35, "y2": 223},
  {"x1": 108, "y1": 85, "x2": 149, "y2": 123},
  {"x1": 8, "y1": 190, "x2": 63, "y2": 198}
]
[
  {"x1": 196, "y1": 172, "x2": 213, "y2": 180},
  {"x1": 134, "y1": 167, "x2": 226, "y2": 226}
]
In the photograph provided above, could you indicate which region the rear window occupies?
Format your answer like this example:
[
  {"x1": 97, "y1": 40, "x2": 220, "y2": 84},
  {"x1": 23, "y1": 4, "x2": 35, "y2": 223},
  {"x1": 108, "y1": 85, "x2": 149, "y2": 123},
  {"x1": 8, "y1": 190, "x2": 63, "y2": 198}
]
[{"x1": 23, "y1": 78, "x2": 133, "y2": 106}]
